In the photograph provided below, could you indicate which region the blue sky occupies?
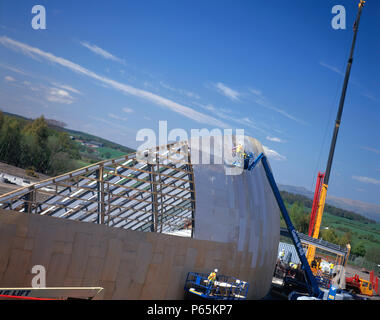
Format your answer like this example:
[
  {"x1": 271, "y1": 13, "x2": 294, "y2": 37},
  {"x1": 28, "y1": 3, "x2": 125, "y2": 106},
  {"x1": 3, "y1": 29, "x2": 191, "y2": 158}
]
[{"x1": 0, "y1": 0, "x2": 379, "y2": 205}]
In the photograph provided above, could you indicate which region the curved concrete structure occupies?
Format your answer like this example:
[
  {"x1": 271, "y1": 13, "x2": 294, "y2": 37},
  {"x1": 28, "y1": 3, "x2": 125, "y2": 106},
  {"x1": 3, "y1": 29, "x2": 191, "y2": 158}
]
[
  {"x1": 191, "y1": 135, "x2": 280, "y2": 298},
  {"x1": 0, "y1": 135, "x2": 280, "y2": 299}
]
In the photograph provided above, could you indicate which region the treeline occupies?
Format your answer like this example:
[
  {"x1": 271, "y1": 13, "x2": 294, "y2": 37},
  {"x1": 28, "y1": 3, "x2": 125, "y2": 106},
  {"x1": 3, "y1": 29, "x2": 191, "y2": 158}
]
[
  {"x1": 0, "y1": 111, "x2": 80, "y2": 176},
  {"x1": 284, "y1": 201, "x2": 367, "y2": 257},
  {"x1": 280, "y1": 190, "x2": 375, "y2": 224},
  {"x1": 63, "y1": 128, "x2": 134, "y2": 154}
]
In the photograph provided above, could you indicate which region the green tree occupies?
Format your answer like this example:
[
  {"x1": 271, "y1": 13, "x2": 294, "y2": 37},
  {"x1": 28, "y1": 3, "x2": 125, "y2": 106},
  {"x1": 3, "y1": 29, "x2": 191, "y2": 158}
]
[
  {"x1": 338, "y1": 231, "x2": 352, "y2": 247},
  {"x1": 364, "y1": 247, "x2": 380, "y2": 264},
  {"x1": 352, "y1": 242, "x2": 366, "y2": 257},
  {"x1": 289, "y1": 201, "x2": 310, "y2": 234},
  {"x1": 320, "y1": 228, "x2": 339, "y2": 244},
  {"x1": 0, "y1": 110, "x2": 4, "y2": 130},
  {"x1": 0, "y1": 118, "x2": 21, "y2": 166},
  {"x1": 21, "y1": 116, "x2": 51, "y2": 173}
]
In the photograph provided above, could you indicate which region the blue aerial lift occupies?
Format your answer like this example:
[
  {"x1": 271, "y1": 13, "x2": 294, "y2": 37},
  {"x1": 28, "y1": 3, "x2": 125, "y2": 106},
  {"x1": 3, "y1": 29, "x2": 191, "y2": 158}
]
[
  {"x1": 247, "y1": 152, "x2": 323, "y2": 299},
  {"x1": 185, "y1": 151, "x2": 323, "y2": 300}
]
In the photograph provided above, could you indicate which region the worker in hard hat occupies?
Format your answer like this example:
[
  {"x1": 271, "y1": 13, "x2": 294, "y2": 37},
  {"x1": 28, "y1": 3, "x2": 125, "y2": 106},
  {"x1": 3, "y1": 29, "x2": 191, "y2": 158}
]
[
  {"x1": 232, "y1": 144, "x2": 244, "y2": 167},
  {"x1": 207, "y1": 269, "x2": 218, "y2": 295},
  {"x1": 289, "y1": 262, "x2": 298, "y2": 269},
  {"x1": 208, "y1": 269, "x2": 218, "y2": 284},
  {"x1": 279, "y1": 249, "x2": 285, "y2": 261},
  {"x1": 329, "y1": 262, "x2": 334, "y2": 276},
  {"x1": 235, "y1": 144, "x2": 243, "y2": 154}
]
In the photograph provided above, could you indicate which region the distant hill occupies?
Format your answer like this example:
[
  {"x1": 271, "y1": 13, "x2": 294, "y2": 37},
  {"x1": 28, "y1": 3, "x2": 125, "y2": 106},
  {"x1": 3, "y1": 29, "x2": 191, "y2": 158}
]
[
  {"x1": 278, "y1": 184, "x2": 380, "y2": 223},
  {"x1": 0, "y1": 110, "x2": 135, "y2": 176},
  {"x1": 2, "y1": 111, "x2": 134, "y2": 155}
]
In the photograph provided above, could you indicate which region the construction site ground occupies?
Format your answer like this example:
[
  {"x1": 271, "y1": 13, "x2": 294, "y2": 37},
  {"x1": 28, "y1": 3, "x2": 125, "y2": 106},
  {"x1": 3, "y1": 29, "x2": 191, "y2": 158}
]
[{"x1": 268, "y1": 263, "x2": 380, "y2": 300}]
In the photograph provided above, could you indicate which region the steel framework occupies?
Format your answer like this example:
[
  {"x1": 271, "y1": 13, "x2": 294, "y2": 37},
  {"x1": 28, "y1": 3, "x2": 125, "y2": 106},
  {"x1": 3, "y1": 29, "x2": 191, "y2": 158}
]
[{"x1": 0, "y1": 141, "x2": 196, "y2": 236}]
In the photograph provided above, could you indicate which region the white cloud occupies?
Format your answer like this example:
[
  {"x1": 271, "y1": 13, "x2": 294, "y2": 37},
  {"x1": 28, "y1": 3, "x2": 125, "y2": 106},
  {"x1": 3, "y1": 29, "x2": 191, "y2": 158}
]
[
  {"x1": 46, "y1": 87, "x2": 75, "y2": 104},
  {"x1": 266, "y1": 136, "x2": 285, "y2": 143},
  {"x1": 108, "y1": 113, "x2": 128, "y2": 121},
  {"x1": 160, "y1": 81, "x2": 200, "y2": 99},
  {"x1": 215, "y1": 82, "x2": 240, "y2": 101},
  {"x1": 352, "y1": 175, "x2": 380, "y2": 185},
  {"x1": 263, "y1": 145, "x2": 286, "y2": 161},
  {"x1": 122, "y1": 107, "x2": 133, "y2": 113},
  {"x1": 52, "y1": 82, "x2": 81, "y2": 95},
  {"x1": 360, "y1": 146, "x2": 380, "y2": 155},
  {"x1": 250, "y1": 88, "x2": 262, "y2": 96},
  {"x1": 80, "y1": 41, "x2": 126, "y2": 65},
  {"x1": 319, "y1": 61, "x2": 344, "y2": 76},
  {"x1": 250, "y1": 88, "x2": 309, "y2": 126},
  {"x1": 4, "y1": 75, "x2": 15, "y2": 82},
  {"x1": 0, "y1": 36, "x2": 229, "y2": 128},
  {"x1": 0, "y1": 63, "x2": 30, "y2": 76},
  {"x1": 319, "y1": 61, "x2": 376, "y2": 101},
  {"x1": 196, "y1": 102, "x2": 270, "y2": 136}
]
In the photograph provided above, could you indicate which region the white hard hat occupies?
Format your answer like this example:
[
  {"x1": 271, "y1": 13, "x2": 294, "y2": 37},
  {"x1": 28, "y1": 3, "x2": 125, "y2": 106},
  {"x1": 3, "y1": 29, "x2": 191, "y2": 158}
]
[{"x1": 214, "y1": 269, "x2": 218, "y2": 273}]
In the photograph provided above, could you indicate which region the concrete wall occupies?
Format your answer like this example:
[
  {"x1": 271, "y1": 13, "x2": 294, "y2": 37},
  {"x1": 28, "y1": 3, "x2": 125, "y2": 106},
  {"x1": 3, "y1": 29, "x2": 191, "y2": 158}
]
[{"x1": 0, "y1": 209, "x2": 274, "y2": 299}]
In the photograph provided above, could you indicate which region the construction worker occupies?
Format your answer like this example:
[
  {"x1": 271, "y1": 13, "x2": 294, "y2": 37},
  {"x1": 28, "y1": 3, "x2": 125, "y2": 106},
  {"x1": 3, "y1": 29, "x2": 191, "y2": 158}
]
[
  {"x1": 279, "y1": 249, "x2": 285, "y2": 261},
  {"x1": 208, "y1": 269, "x2": 218, "y2": 284},
  {"x1": 289, "y1": 262, "x2": 298, "y2": 270},
  {"x1": 235, "y1": 144, "x2": 243, "y2": 155},
  {"x1": 232, "y1": 144, "x2": 245, "y2": 167},
  {"x1": 329, "y1": 262, "x2": 334, "y2": 276}
]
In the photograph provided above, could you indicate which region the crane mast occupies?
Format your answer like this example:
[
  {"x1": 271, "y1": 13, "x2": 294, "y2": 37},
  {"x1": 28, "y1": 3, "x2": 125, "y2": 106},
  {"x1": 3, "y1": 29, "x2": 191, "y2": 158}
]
[{"x1": 307, "y1": 0, "x2": 365, "y2": 264}]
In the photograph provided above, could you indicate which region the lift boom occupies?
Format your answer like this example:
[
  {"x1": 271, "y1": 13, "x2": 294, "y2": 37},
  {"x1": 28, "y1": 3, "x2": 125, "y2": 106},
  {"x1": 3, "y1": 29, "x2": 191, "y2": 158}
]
[{"x1": 249, "y1": 153, "x2": 323, "y2": 298}]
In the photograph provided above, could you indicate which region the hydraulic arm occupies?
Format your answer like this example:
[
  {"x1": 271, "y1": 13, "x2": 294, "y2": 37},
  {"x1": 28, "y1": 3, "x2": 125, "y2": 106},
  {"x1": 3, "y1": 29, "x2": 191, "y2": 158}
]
[{"x1": 248, "y1": 153, "x2": 323, "y2": 298}]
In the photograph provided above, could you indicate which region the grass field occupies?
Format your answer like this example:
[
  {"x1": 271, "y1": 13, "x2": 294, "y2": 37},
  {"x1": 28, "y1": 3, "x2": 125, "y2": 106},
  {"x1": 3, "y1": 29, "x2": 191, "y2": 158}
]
[{"x1": 322, "y1": 211, "x2": 380, "y2": 252}]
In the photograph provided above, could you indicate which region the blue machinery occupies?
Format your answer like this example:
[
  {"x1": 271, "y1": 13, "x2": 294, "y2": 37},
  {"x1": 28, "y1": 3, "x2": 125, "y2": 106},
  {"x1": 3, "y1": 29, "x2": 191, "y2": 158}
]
[
  {"x1": 184, "y1": 272, "x2": 249, "y2": 300},
  {"x1": 250, "y1": 153, "x2": 323, "y2": 298},
  {"x1": 186, "y1": 152, "x2": 323, "y2": 299}
]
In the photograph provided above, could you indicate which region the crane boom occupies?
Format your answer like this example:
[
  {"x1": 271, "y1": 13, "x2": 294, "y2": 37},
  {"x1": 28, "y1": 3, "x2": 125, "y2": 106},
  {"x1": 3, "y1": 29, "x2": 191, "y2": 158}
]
[{"x1": 307, "y1": 0, "x2": 365, "y2": 263}]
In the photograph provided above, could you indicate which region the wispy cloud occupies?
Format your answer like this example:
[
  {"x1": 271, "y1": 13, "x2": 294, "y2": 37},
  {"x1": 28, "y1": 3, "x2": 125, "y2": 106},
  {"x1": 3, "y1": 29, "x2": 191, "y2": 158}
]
[
  {"x1": 122, "y1": 107, "x2": 133, "y2": 114},
  {"x1": 360, "y1": 146, "x2": 380, "y2": 155},
  {"x1": 266, "y1": 136, "x2": 285, "y2": 143},
  {"x1": 0, "y1": 63, "x2": 31, "y2": 76},
  {"x1": 214, "y1": 82, "x2": 240, "y2": 101},
  {"x1": 196, "y1": 102, "x2": 269, "y2": 135},
  {"x1": 80, "y1": 41, "x2": 126, "y2": 65},
  {"x1": 52, "y1": 82, "x2": 82, "y2": 95},
  {"x1": 160, "y1": 81, "x2": 200, "y2": 99},
  {"x1": 319, "y1": 61, "x2": 344, "y2": 76},
  {"x1": 352, "y1": 175, "x2": 380, "y2": 185},
  {"x1": 0, "y1": 36, "x2": 229, "y2": 128},
  {"x1": 250, "y1": 88, "x2": 309, "y2": 126},
  {"x1": 46, "y1": 87, "x2": 75, "y2": 104},
  {"x1": 263, "y1": 145, "x2": 286, "y2": 161},
  {"x1": 108, "y1": 113, "x2": 128, "y2": 121},
  {"x1": 4, "y1": 75, "x2": 15, "y2": 82},
  {"x1": 319, "y1": 61, "x2": 376, "y2": 101}
]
